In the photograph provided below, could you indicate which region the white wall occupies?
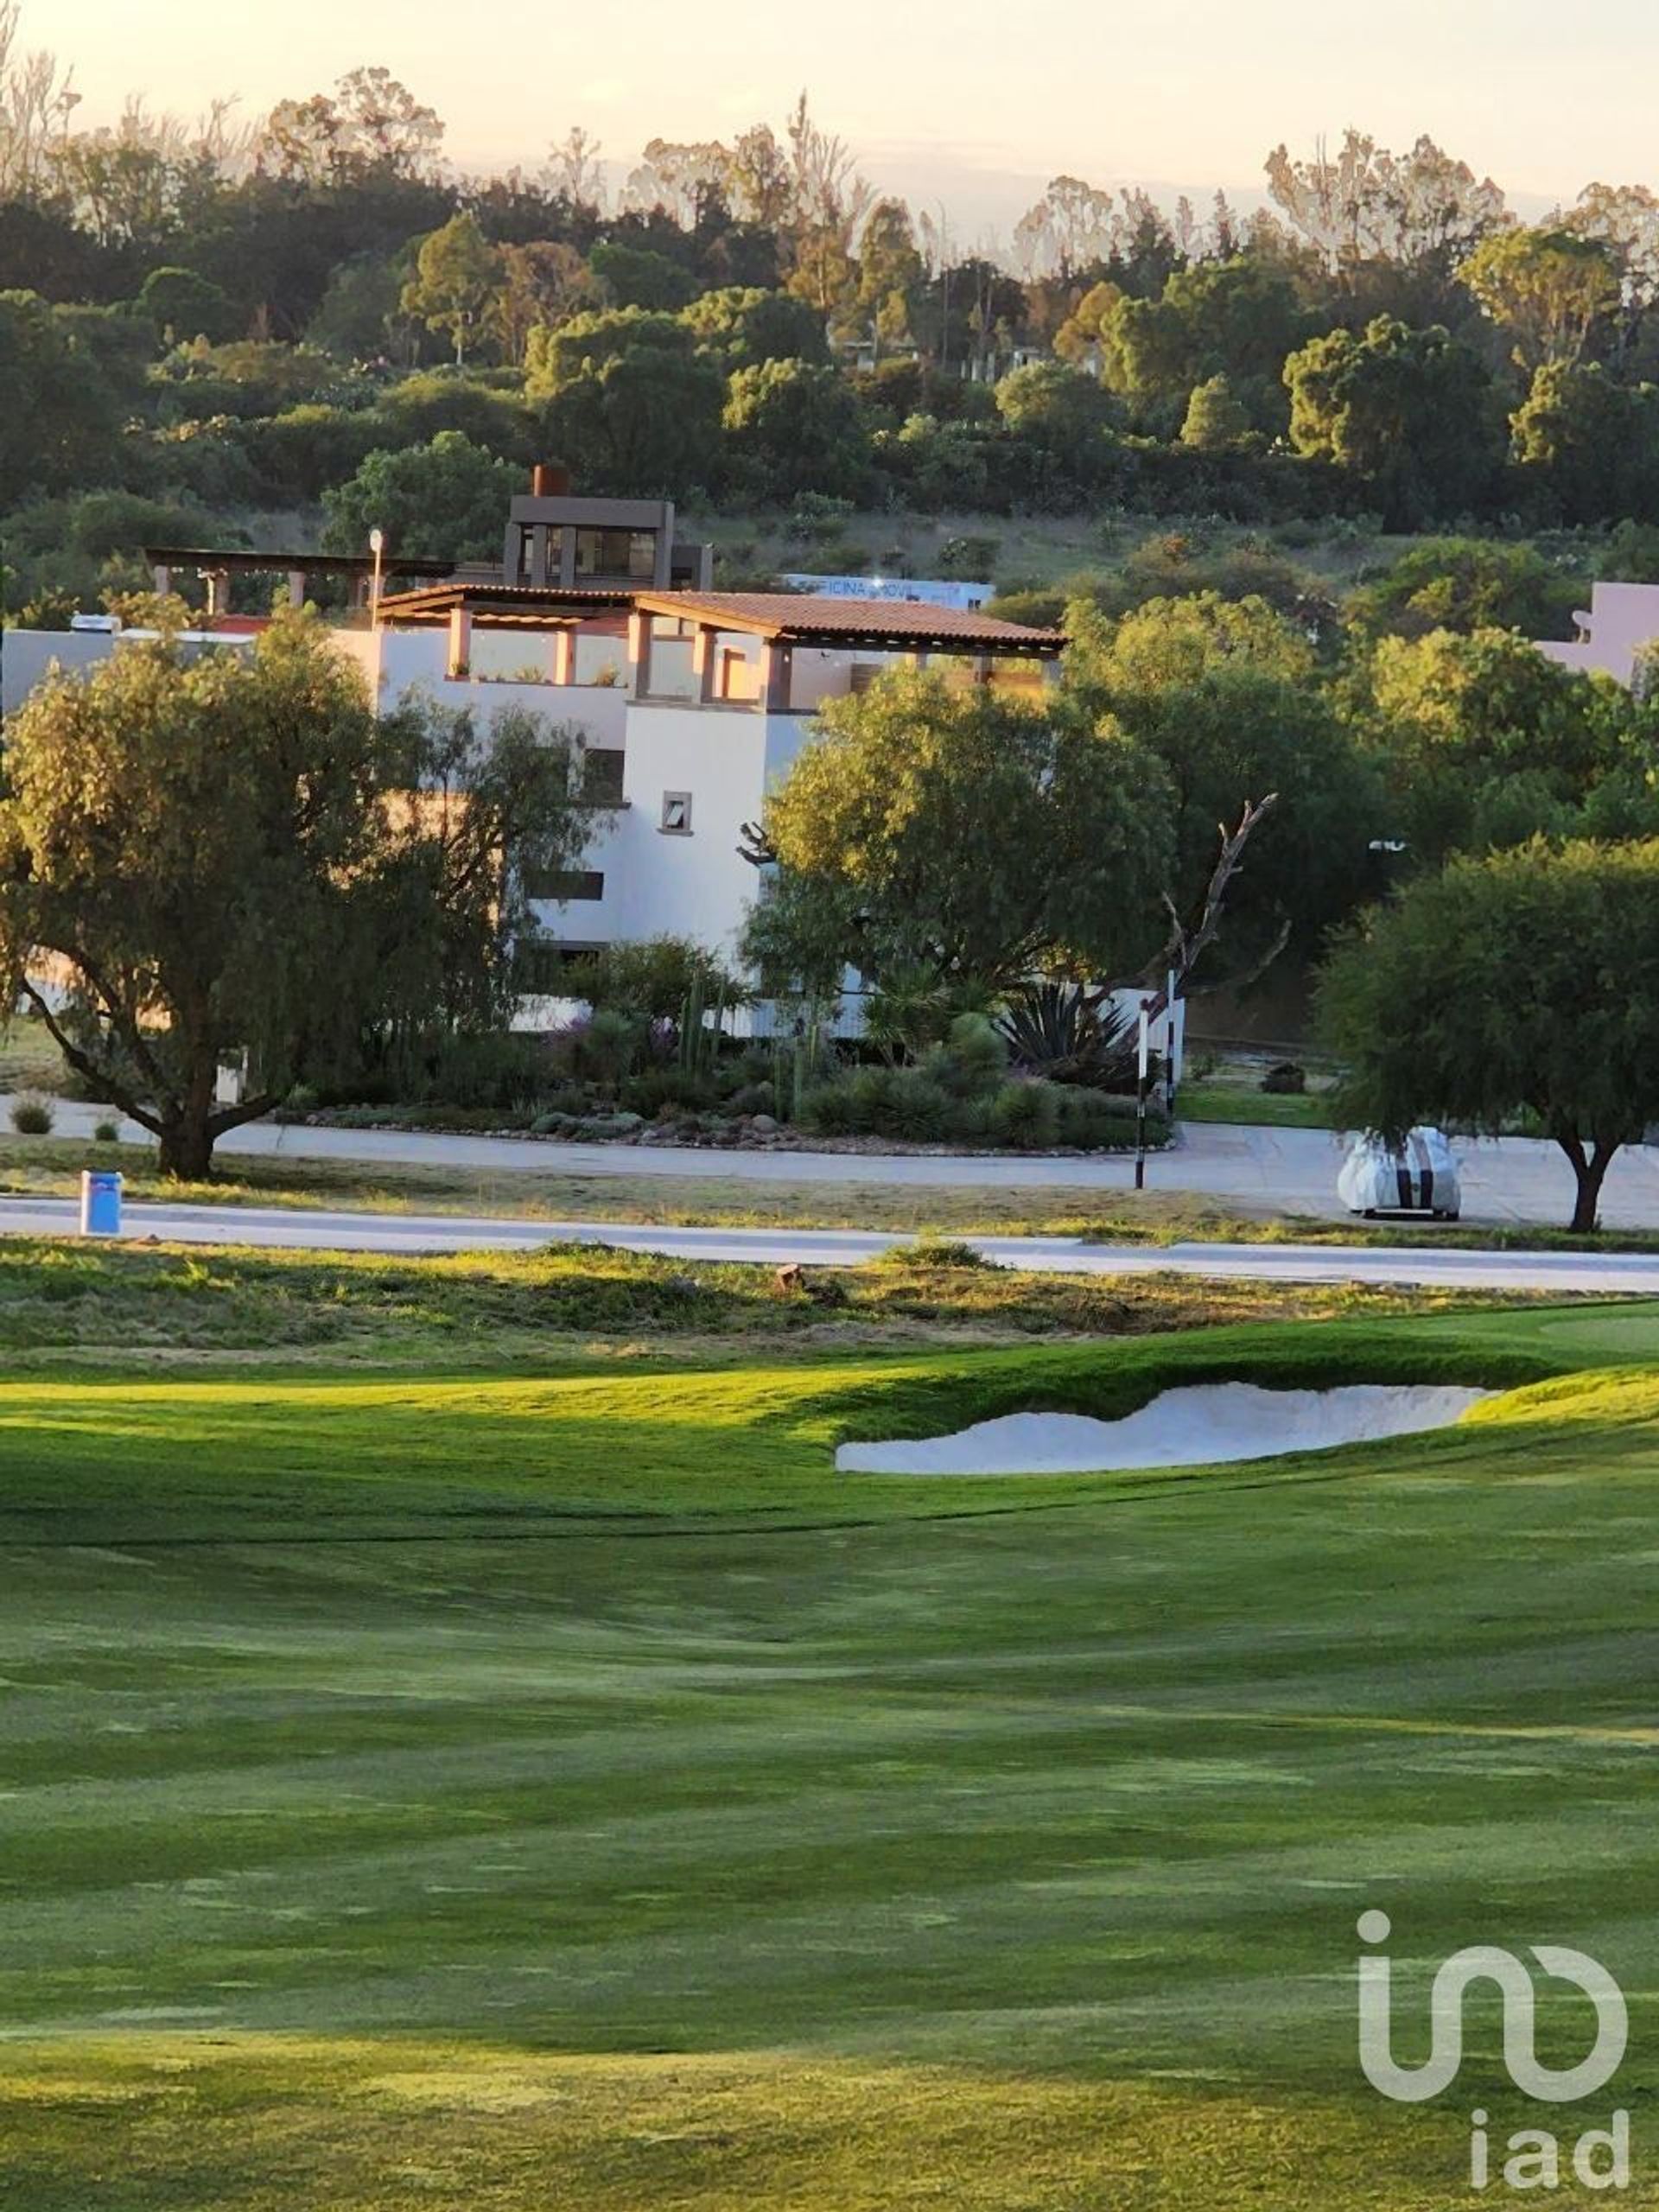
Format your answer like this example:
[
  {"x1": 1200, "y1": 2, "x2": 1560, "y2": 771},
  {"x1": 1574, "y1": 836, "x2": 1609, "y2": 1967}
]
[
  {"x1": 531, "y1": 702, "x2": 780, "y2": 961},
  {"x1": 1535, "y1": 582, "x2": 1659, "y2": 688},
  {"x1": 336, "y1": 629, "x2": 628, "y2": 747},
  {"x1": 2, "y1": 630, "x2": 113, "y2": 715}
]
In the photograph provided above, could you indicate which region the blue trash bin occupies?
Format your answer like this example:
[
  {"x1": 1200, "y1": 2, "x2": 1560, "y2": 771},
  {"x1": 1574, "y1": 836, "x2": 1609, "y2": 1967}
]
[{"x1": 79, "y1": 1169, "x2": 123, "y2": 1237}]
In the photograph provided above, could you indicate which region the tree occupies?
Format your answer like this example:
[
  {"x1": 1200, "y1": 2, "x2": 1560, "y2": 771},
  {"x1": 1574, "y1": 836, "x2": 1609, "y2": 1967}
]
[
  {"x1": 540, "y1": 346, "x2": 723, "y2": 497},
  {"x1": 1460, "y1": 226, "x2": 1621, "y2": 372},
  {"x1": 528, "y1": 308, "x2": 723, "y2": 493},
  {"x1": 1013, "y1": 175, "x2": 1116, "y2": 279},
  {"x1": 1283, "y1": 315, "x2": 1503, "y2": 524},
  {"x1": 0, "y1": 289, "x2": 124, "y2": 494},
  {"x1": 680, "y1": 285, "x2": 827, "y2": 366},
  {"x1": 1179, "y1": 372, "x2": 1251, "y2": 449},
  {"x1": 0, "y1": 616, "x2": 601, "y2": 1177},
  {"x1": 137, "y1": 264, "x2": 237, "y2": 342},
  {"x1": 1355, "y1": 627, "x2": 1636, "y2": 861},
  {"x1": 588, "y1": 238, "x2": 697, "y2": 310},
  {"x1": 1066, "y1": 592, "x2": 1376, "y2": 975},
  {"x1": 721, "y1": 358, "x2": 867, "y2": 496},
  {"x1": 853, "y1": 196, "x2": 924, "y2": 353},
  {"x1": 1319, "y1": 840, "x2": 1659, "y2": 1230},
  {"x1": 321, "y1": 431, "x2": 521, "y2": 559},
  {"x1": 744, "y1": 671, "x2": 1171, "y2": 991},
  {"x1": 994, "y1": 358, "x2": 1117, "y2": 441},
  {"x1": 489, "y1": 240, "x2": 593, "y2": 364},
  {"x1": 400, "y1": 211, "x2": 499, "y2": 364},
  {"x1": 1052, "y1": 279, "x2": 1122, "y2": 365},
  {"x1": 1566, "y1": 182, "x2": 1659, "y2": 359},
  {"x1": 1510, "y1": 361, "x2": 1659, "y2": 524},
  {"x1": 782, "y1": 93, "x2": 869, "y2": 315},
  {"x1": 306, "y1": 248, "x2": 410, "y2": 360},
  {"x1": 258, "y1": 66, "x2": 443, "y2": 184},
  {"x1": 1265, "y1": 130, "x2": 1510, "y2": 292},
  {"x1": 1345, "y1": 537, "x2": 1580, "y2": 641}
]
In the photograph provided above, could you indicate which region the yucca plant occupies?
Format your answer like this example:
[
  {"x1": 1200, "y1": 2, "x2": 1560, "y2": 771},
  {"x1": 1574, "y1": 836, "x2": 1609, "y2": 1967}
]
[{"x1": 995, "y1": 982, "x2": 1143, "y2": 1091}]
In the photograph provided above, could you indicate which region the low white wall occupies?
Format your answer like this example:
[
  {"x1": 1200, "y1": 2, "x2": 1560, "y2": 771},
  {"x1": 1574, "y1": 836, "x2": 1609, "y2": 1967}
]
[{"x1": 2, "y1": 631, "x2": 113, "y2": 715}]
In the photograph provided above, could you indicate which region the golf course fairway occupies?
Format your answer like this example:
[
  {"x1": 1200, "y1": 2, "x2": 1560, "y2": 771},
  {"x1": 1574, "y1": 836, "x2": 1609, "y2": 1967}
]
[{"x1": 3, "y1": 1296, "x2": 1657, "y2": 2208}]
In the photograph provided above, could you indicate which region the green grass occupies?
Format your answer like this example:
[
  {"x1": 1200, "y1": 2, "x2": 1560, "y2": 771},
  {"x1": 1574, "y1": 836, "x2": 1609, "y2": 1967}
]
[
  {"x1": 1178, "y1": 1079, "x2": 1336, "y2": 1128},
  {"x1": 3, "y1": 1295, "x2": 1659, "y2": 2203},
  {"x1": 0, "y1": 1232, "x2": 1545, "y2": 1368}
]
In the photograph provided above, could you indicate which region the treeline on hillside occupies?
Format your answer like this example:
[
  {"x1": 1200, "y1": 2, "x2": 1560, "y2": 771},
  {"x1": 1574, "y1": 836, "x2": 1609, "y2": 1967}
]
[{"x1": 14, "y1": 13, "x2": 1659, "y2": 609}]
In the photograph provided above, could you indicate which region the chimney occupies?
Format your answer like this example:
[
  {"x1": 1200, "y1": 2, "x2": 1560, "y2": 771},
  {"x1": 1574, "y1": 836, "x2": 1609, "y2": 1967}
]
[{"x1": 531, "y1": 462, "x2": 571, "y2": 498}]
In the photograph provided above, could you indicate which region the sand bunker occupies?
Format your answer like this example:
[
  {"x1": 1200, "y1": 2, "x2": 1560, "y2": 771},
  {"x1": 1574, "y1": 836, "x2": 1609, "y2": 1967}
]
[{"x1": 836, "y1": 1382, "x2": 1493, "y2": 1477}]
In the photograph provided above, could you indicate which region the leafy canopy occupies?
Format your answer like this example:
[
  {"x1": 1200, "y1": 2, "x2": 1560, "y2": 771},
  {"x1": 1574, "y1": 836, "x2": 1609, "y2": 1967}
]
[
  {"x1": 1319, "y1": 839, "x2": 1659, "y2": 1229},
  {"x1": 745, "y1": 670, "x2": 1172, "y2": 993},
  {"x1": 0, "y1": 615, "x2": 601, "y2": 1175}
]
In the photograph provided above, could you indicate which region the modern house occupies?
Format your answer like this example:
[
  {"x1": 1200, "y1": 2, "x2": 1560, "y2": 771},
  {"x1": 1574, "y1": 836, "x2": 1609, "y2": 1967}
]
[
  {"x1": 7, "y1": 474, "x2": 1063, "y2": 1015},
  {"x1": 340, "y1": 578, "x2": 1064, "y2": 992},
  {"x1": 1535, "y1": 582, "x2": 1659, "y2": 689}
]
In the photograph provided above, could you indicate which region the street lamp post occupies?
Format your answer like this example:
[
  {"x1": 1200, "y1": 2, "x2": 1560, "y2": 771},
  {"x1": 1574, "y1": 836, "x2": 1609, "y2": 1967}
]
[{"x1": 368, "y1": 527, "x2": 385, "y2": 629}]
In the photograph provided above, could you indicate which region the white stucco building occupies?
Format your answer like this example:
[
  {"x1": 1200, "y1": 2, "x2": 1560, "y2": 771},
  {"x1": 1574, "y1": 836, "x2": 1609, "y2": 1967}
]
[
  {"x1": 1535, "y1": 581, "x2": 1659, "y2": 688},
  {"x1": 340, "y1": 582, "x2": 1063, "y2": 993}
]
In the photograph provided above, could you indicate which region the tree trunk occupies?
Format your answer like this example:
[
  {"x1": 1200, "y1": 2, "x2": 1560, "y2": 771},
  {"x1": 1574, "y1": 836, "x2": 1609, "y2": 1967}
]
[
  {"x1": 157, "y1": 1113, "x2": 214, "y2": 1181},
  {"x1": 1557, "y1": 1134, "x2": 1618, "y2": 1234}
]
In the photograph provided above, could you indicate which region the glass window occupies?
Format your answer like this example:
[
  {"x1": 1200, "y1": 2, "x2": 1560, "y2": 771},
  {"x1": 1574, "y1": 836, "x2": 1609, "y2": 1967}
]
[
  {"x1": 581, "y1": 748, "x2": 626, "y2": 804},
  {"x1": 573, "y1": 528, "x2": 658, "y2": 580},
  {"x1": 524, "y1": 868, "x2": 605, "y2": 902},
  {"x1": 659, "y1": 791, "x2": 692, "y2": 835}
]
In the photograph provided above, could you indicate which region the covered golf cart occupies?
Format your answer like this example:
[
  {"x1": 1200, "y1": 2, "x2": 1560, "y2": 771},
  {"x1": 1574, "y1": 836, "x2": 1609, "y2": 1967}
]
[{"x1": 1338, "y1": 1126, "x2": 1462, "y2": 1220}]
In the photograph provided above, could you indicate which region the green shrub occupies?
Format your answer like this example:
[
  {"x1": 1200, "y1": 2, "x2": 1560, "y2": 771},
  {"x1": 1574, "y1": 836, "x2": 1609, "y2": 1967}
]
[
  {"x1": 92, "y1": 1118, "x2": 119, "y2": 1143},
  {"x1": 799, "y1": 1081, "x2": 857, "y2": 1135},
  {"x1": 874, "y1": 1235, "x2": 994, "y2": 1269},
  {"x1": 886, "y1": 1070, "x2": 951, "y2": 1141},
  {"x1": 846, "y1": 1065, "x2": 902, "y2": 1135},
  {"x1": 1056, "y1": 1087, "x2": 1135, "y2": 1150},
  {"x1": 924, "y1": 1012, "x2": 1009, "y2": 1096},
  {"x1": 947, "y1": 1094, "x2": 997, "y2": 1143},
  {"x1": 988, "y1": 1078, "x2": 1061, "y2": 1150},
  {"x1": 10, "y1": 1092, "x2": 54, "y2": 1135},
  {"x1": 727, "y1": 1081, "x2": 777, "y2": 1115},
  {"x1": 583, "y1": 936, "x2": 746, "y2": 1022},
  {"x1": 575, "y1": 1008, "x2": 642, "y2": 1087},
  {"x1": 620, "y1": 1068, "x2": 717, "y2": 1117}
]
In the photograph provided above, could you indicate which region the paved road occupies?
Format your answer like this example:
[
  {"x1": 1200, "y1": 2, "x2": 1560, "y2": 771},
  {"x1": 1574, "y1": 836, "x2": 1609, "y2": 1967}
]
[
  {"x1": 17, "y1": 1096, "x2": 1659, "y2": 1230},
  {"x1": 1, "y1": 1194, "x2": 1654, "y2": 1294}
]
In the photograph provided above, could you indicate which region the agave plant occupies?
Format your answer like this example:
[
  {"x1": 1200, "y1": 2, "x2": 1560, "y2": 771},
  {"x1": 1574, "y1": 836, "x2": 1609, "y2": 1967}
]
[{"x1": 994, "y1": 982, "x2": 1143, "y2": 1091}]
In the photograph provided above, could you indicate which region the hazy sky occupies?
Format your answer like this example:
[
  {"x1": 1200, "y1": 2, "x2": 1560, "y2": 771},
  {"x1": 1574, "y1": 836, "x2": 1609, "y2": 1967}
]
[{"x1": 32, "y1": 0, "x2": 1656, "y2": 241}]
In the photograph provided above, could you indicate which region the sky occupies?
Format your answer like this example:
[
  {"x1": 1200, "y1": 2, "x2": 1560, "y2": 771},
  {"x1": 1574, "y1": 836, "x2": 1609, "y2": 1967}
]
[{"x1": 29, "y1": 0, "x2": 1659, "y2": 245}]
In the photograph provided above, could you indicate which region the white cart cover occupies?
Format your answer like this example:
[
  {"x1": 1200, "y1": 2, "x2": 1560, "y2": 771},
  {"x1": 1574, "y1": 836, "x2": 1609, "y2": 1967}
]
[{"x1": 1338, "y1": 1126, "x2": 1461, "y2": 1215}]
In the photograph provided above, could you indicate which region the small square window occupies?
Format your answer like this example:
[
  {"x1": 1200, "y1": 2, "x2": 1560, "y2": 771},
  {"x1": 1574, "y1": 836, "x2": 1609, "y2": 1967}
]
[{"x1": 660, "y1": 791, "x2": 693, "y2": 835}]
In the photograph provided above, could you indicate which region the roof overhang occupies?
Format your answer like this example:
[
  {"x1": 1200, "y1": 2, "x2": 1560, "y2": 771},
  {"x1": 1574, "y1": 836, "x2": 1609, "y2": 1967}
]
[
  {"x1": 372, "y1": 582, "x2": 638, "y2": 629},
  {"x1": 631, "y1": 589, "x2": 1065, "y2": 658}
]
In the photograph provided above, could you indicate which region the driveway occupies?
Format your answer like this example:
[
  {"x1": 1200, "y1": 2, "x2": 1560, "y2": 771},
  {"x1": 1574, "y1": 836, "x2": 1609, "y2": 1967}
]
[{"x1": 12, "y1": 1097, "x2": 1659, "y2": 1231}]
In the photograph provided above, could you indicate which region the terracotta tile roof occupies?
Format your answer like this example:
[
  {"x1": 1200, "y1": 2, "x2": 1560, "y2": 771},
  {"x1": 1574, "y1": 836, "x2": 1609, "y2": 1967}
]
[{"x1": 632, "y1": 590, "x2": 1065, "y2": 653}]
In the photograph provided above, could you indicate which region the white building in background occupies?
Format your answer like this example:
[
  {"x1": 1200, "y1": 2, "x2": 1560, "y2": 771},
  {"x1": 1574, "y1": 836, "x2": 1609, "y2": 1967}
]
[
  {"x1": 1535, "y1": 581, "x2": 1659, "y2": 688},
  {"x1": 0, "y1": 624, "x2": 253, "y2": 721},
  {"x1": 779, "y1": 573, "x2": 996, "y2": 612},
  {"x1": 341, "y1": 582, "x2": 1063, "y2": 1000}
]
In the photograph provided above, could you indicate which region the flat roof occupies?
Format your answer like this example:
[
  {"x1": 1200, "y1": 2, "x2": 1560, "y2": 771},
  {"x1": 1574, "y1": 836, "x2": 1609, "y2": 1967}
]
[{"x1": 633, "y1": 590, "x2": 1065, "y2": 656}]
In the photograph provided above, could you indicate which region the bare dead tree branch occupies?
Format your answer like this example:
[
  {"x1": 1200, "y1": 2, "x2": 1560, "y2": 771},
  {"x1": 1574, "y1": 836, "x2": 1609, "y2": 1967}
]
[{"x1": 1136, "y1": 791, "x2": 1281, "y2": 1018}]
